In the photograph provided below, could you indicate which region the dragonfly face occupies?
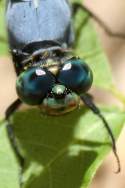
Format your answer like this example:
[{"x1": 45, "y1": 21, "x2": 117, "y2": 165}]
[{"x1": 16, "y1": 57, "x2": 93, "y2": 115}]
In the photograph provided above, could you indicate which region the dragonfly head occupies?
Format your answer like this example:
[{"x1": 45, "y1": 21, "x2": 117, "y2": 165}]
[{"x1": 16, "y1": 58, "x2": 93, "y2": 115}]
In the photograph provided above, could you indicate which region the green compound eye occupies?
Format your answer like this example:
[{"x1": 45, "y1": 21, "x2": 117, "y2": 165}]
[
  {"x1": 58, "y1": 59, "x2": 93, "y2": 94},
  {"x1": 16, "y1": 67, "x2": 55, "y2": 105}
]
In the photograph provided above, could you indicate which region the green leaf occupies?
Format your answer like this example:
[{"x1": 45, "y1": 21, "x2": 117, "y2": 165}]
[
  {"x1": 72, "y1": 5, "x2": 114, "y2": 91},
  {"x1": 69, "y1": 0, "x2": 83, "y2": 4},
  {"x1": 0, "y1": 121, "x2": 20, "y2": 188},
  {"x1": 5, "y1": 106, "x2": 124, "y2": 188},
  {"x1": 0, "y1": 0, "x2": 9, "y2": 56}
]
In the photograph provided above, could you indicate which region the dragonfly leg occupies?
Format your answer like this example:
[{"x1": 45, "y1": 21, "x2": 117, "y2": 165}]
[
  {"x1": 6, "y1": 99, "x2": 24, "y2": 186},
  {"x1": 5, "y1": 99, "x2": 24, "y2": 167},
  {"x1": 80, "y1": 93, "x2": 121, "y2": 173}
]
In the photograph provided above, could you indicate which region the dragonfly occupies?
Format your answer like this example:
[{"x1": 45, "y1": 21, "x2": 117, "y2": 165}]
[{"x1": 5, "y1": 0, "x2": 120, "y2": 173}]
